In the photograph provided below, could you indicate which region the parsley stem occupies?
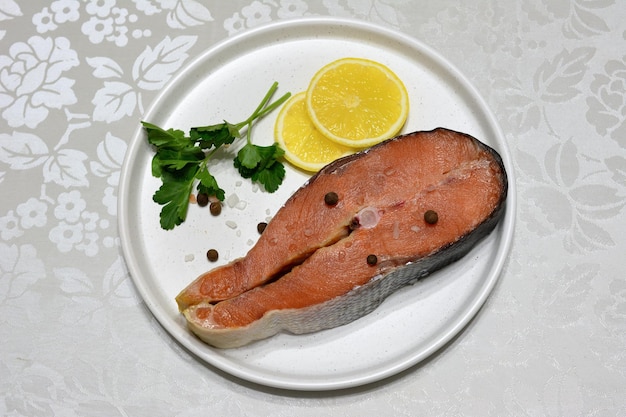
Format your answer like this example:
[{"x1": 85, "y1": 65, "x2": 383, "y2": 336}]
[
  {"x1": 256, "y1": 92, "x2": 291, "y2": 119},
  {"x1": 237, "y1": 82, "x2": 291, "y2": 144},
  {"x1": 248, "y1": 81, "x2": 279, "y2": 123}
]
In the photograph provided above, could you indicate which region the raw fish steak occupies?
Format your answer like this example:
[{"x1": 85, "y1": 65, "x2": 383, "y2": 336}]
[{"x1": 176, "y1": 128, "x2": 508, "y2": 348}]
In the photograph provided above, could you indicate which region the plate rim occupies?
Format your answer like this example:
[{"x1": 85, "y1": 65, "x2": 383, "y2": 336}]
[{"x1": 118, "y1": 16, "x2": 516, "y2": 391}]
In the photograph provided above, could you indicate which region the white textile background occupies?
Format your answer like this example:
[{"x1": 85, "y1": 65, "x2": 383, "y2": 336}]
[{"x1": 1, "y1": 1, "x2": 625, "y2": 416}]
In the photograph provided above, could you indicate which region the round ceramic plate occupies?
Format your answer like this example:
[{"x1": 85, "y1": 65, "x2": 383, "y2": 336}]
[{"x1": 118, "y1": 17, "x2": 516, "y2": 391}]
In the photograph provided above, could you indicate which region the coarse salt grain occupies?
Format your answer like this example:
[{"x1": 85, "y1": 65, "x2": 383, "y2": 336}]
[
  {"x1": 184, "y1": 254, "x2": 195, "y2": 262},
  {"x1": 226, "y1": 193, "x2": 239, "y2": 208},
  {"x1": 225, "y1": 220, "x2": 237, "y2": 229}
]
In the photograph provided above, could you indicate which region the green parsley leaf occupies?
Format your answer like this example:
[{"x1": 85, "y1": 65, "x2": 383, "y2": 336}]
[
  {"x1": 236, "y1": 142, "x2": 263, "y2": 169},
  {"x1": 142, "y1": 122, "x2": 188, "y2": 150},
  {"x1": 156, "y1": 148, "x2": 205, "y2": 170},
  {"x1": 190, "y1": 122, "x2": 238, "y2": 149},
  {"x1": 142, "y1": 82, "x2": 291, "y2": 230},
  {"x1": 254, "y1": 159, "x2": 285, "y2": 193},
  {"x1": 196, "y1": 167, "x2": 225, "y2": 201},
  {"x1": 153, "y1": 166, "x2": 197, "y2": 230},
  {"x1": 234, "y1": 143, "x2": 285, "y2": 192},
  {"x1": 151, "y1": 153, "x2": 163, "y2": 178}
]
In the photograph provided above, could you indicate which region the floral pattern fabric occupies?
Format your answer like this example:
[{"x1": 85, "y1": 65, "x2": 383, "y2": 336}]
[{"x1": 1, "y1": 1, "x2": 625, "y2": 415}]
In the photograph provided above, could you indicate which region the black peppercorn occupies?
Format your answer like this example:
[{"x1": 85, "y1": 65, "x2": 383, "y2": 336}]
[
  {"x1": 324, "y1": 191, "x2": 339, "y2": 206},
  {"x1": 206, "y1": 249, "x2": 219, "y2": 262},
  {"x1": 209, "y1": 201, "x2": 222, "y2": 216},
  {"x1": 424, "y1": 210, "x2": 438, "y2": 224},
  {"x1": 196, "y1": 193, "x2": 209, "y2": 207}
]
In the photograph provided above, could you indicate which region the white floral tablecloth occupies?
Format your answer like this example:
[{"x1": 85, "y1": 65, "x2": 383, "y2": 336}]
[{"x1": 1, "y1": 1, "x2": 625, "y2": 415}]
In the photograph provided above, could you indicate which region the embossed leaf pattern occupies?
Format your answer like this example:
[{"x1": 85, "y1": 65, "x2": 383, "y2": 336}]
[
  {"x1": 56, "y1": 284, "x2": 104, "y2": 326},
  {"x1": 571, "y1": 184, "x2": 623, "y2": 209},
  {"x1": 90, "y1": 35, "x2": 197, "y2": 121},
  {"x1": 103, "y1": 256, "x2": 139, "y2": 306},
  {"x1": 523, "y1": 0, "x2": 613, "y2": 39},
  {"x1": 90, "y1": 133, "x2": 126, "y2": 180},
  {"x1": 56, "y1": 266, "x2": 93, "y2": 294},
  {"x1": 86, "y1": 56, "x2": 124, "y2": 79},
  {"x1": 132, "y1": 35, "x2": 196, "y2": 90},
  {"x1": 522, "y1": 138, "x2": 624, "y2": 251},
  {"x1": 545, "y1": 139, "x2": 578, "y2": 187},
  {"x1": 0, "y1": 131, "x2": 49, "y2": 169},
  {"x1": 42, "y1": 149, "x2": 89, "y2": 188},
  {"x1": 571, "y1": 217, "x2": 615, "y2": 250},
  {"x1": 90, "y1": 133, "x2": 126, "y2": 216},
  {"x1": 0, "y1": 0, "x2": 21, "y2": 21},
  {"x1": 493, "y1": 73, "x2": 541, "y2": 133},
  {"x1": 92, "y1": 81, "x2": 137, "y2": 122},
  {"x1": 534, "y1": 47, "x2": 594, "y2": 102},
  {"x1": 166, "y1": 0, "x2": 214, "y2": 29},
  {"x1": 564, "y1": 2, "x2": 611, "y2": 38}
]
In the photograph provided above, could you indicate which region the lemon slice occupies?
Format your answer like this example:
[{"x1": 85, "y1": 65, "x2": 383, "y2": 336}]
[
  {"x1": 275, "y1": 92, "x2": 354, "y2": 172},
  {"x1": 305, "y1": 57, "x2": 409, "y2": 148}
]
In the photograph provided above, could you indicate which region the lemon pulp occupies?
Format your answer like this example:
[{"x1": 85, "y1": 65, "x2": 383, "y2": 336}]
[{"x1": 305, "y1": 57, "x2": 409, "y2": 148}]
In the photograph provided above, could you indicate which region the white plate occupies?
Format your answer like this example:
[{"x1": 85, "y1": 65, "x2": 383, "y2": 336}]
[{"x1": 118, "y1": 17, "x2": 516, "y2": 391}]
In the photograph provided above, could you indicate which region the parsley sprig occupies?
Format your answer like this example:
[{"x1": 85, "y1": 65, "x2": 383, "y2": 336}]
[{"x1": 142, "y1": 82, "x2": 290, "y2": 230}]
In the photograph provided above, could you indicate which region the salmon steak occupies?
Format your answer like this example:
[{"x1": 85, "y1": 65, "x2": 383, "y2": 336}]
[{"x1": 176, "y1": 128, "x2": 508, "y2": 348}]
